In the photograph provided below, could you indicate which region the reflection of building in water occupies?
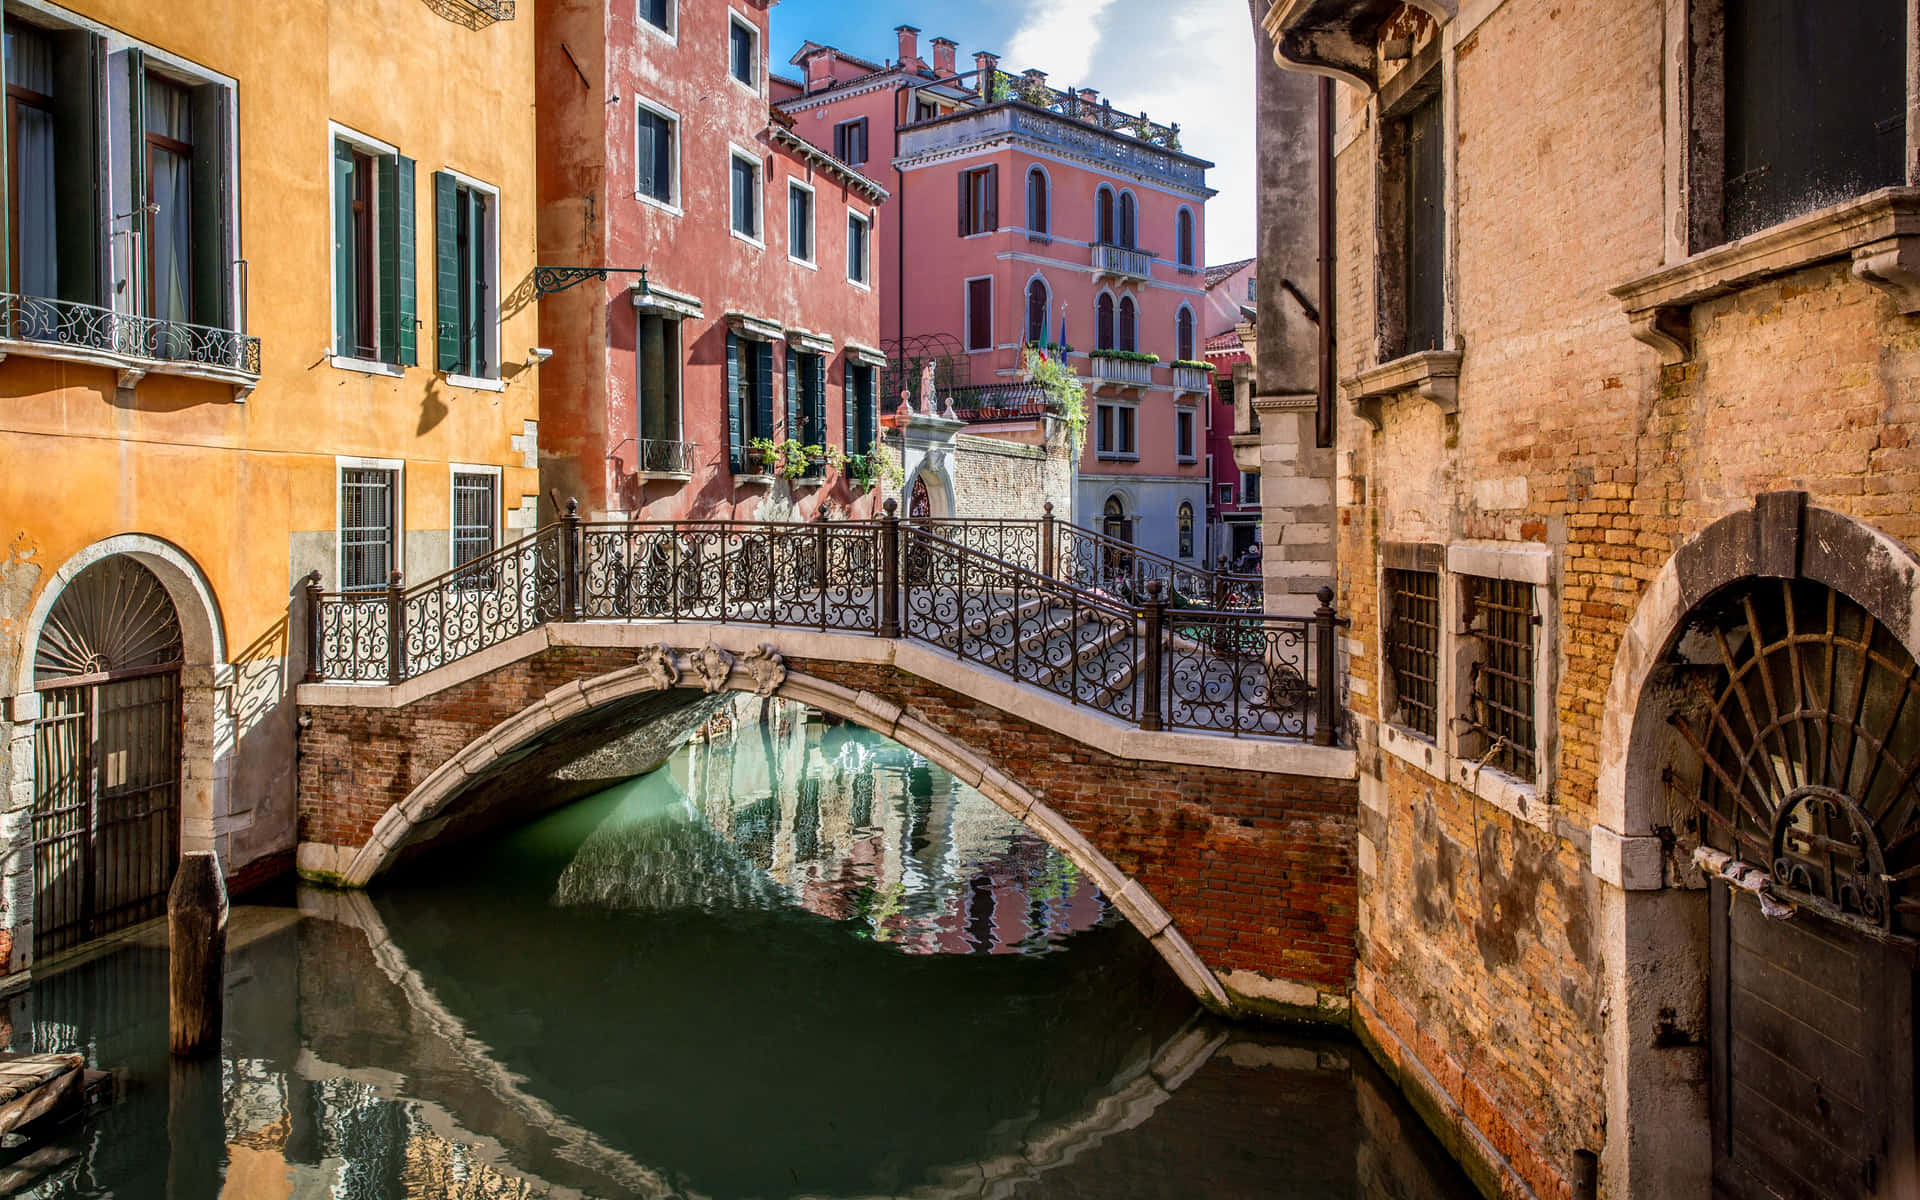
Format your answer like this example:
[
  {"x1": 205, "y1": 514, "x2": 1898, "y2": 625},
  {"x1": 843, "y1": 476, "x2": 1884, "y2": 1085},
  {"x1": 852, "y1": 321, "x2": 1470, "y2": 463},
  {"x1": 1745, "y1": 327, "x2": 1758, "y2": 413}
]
[{"x1": 679, "y1": 698, "x2": 1108, "y2": 953}]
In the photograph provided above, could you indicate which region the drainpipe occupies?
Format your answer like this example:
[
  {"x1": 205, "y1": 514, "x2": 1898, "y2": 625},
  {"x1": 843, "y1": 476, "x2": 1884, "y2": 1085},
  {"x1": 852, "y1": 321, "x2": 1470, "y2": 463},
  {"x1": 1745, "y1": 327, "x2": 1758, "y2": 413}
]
[
  {"x1": 894, "y1": 83, "x2": 908, "y2": 352},
  {"x1": 1315, "y1": 75, "x2": 1336, "y2": 450}
]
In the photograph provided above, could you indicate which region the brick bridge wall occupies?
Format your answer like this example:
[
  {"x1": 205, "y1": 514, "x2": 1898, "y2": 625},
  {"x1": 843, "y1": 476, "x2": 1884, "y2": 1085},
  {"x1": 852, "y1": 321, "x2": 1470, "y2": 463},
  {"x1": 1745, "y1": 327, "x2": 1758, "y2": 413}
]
[{"x1": 298, "y1": 643, "x2": 1358, "y2": 1012}]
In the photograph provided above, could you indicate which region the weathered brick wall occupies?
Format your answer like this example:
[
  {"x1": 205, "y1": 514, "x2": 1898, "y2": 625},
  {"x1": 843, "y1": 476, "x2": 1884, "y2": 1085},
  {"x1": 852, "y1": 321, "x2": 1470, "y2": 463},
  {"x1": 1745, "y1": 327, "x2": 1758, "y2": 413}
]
[
  {"x1": 1317, "y1": 0, "x2": 1920, "y2": 1195},
  {"x1": 299, "y1": 646, "x2": 1358, "y2": 994},
  {"x1": 949, "y1": 431, "x2": 1075, "y2": 520}
]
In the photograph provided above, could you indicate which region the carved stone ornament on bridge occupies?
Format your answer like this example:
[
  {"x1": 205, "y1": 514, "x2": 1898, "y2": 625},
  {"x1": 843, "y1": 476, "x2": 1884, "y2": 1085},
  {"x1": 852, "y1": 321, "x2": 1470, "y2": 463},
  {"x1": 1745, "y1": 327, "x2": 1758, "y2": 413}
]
[
  {"x1": 633, "y1": 644, "x2": 679, "y2": 692},
  {"x1": 690, "y1": 645, "x2": 733, "y2": 693},
  {"x1": 739, "y1": 644, "x2": 787, "y2": 697}
]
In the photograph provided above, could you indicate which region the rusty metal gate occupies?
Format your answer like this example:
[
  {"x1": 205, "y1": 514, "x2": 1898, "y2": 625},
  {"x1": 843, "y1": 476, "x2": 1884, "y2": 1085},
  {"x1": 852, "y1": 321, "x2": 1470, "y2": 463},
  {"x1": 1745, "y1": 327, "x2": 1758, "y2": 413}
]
[
  {"x1": 31, "y1": 557, "x2": 184, "y2": 956},
  {"x1": 1665, "y1": 577, "x2": 1920, "y2": 1199}
]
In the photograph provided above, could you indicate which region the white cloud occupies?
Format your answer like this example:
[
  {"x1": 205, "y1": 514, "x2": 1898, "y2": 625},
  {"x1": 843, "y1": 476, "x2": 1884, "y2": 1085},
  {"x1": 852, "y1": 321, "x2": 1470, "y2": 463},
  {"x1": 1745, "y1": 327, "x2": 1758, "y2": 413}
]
[{"x1": 1006, "y1": 0, "x2": 1119, "y2": 85}]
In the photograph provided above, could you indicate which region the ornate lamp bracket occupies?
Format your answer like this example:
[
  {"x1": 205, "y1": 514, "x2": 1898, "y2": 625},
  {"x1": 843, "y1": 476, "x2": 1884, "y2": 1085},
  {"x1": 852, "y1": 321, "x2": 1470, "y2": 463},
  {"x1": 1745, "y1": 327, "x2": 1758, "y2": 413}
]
[{"x1": 534, "y1": 265, "x2": 650, "y2": 297}]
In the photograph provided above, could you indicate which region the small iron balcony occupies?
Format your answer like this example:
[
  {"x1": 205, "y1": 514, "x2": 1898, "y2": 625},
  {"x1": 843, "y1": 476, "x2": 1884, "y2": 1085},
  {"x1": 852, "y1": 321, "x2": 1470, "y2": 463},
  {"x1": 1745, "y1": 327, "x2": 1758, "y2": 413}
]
[
  {"x1": 0, "y1": 292, "x2": 261, "y2": 397},
  {"x1": 634, "y1": 438, "x2": 697, "y2": 478}
]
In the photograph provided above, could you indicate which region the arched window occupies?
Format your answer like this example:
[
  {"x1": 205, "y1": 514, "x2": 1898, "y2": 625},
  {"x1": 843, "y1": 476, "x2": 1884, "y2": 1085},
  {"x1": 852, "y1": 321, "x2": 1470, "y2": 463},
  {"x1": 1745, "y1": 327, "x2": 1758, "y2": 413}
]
[
  {"x1": 1176, "y1": 208, "x2": 1194, "y2": 267},
  {"x1": 1177, "y1": 501, "x2": 1194, "y2": 559},
  {"x1": 1119, "y1": 192, "x2": 1137, "y2": 248},
  {"x1": 1027, "y1": 168, "x2": 1049, "y2": 235},
  {"x1": 1096, "y1": 293, "x2": 1115, "y2": 350},
  {"x1": 1096, "y1": 186, "x2": 1115, "y2": 245},
  {"x1": 1103, "y1": 495, "x2": 1131, "y2": 541},
  {"x1": 1026, "y1": 277, "x2": 1049, "y2": 345},
  {"x1": 1117, "y1": 296, "x2": 1136, "y2": 352},
  {"x1": 1176, "y1": 307, "x2": 1195, "y2": 361}
]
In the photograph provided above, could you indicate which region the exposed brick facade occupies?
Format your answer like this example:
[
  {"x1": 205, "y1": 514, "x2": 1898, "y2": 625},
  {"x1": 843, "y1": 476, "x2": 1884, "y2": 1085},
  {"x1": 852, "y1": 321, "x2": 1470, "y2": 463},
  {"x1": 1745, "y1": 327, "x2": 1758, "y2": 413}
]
[{"x1": 299, "y1": 646, "x2": 1358, "y2": 994}]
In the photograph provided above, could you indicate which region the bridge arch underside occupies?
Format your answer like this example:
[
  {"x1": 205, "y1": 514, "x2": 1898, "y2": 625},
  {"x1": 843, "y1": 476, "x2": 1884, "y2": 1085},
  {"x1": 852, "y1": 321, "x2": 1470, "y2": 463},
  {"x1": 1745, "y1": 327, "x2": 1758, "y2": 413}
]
[{"x1": 298, "y1": 641, "x2": 1359, "y2": 1020}]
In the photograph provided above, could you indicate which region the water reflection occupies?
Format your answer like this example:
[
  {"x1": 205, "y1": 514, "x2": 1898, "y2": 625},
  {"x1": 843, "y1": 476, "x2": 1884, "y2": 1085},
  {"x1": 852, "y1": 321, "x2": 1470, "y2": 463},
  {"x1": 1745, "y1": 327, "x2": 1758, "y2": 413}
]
[{"x1": 1, "y1": 702, "x2": 1475, "y2": 1199}]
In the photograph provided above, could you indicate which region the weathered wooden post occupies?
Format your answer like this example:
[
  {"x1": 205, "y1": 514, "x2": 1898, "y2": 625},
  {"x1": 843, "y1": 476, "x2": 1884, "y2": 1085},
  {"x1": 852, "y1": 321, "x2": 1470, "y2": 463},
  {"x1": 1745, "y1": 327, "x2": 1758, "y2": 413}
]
[
  {"x1": 879, "y1": 498, "x2": 901, "y2": 638},
  {"x1": 168, "y1": 851, "x2": 226, "y2": 1058},
  {"x1": 1314, "y1": 585, "x2": 1339, "y2": 747},
  {"x1": 301, "y1": 570, "x2": 324, "y2": 683},
  {"x1": 1140, "y1": 580, "x2": 1165, "y2": 732},
  {"x1": 384, "y1": 569, "x2": 404, "y2": 683}
]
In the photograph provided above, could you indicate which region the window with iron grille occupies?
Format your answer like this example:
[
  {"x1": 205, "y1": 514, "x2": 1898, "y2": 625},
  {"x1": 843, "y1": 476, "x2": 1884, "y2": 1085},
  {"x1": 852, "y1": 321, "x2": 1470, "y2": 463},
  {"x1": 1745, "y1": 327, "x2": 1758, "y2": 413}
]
[
  {"x1": 340, "y1": 467, "x2": 397, "y2": 591},
  {"x1": 1461, "y1": 576, "x2": 1537, "y2": 781},
  {"x1": 452, "y1": 472, "x2": 497, "y2": 571},
  {"x1": 1383, "y1": 568, "x2": 1440, "y2": 739}
]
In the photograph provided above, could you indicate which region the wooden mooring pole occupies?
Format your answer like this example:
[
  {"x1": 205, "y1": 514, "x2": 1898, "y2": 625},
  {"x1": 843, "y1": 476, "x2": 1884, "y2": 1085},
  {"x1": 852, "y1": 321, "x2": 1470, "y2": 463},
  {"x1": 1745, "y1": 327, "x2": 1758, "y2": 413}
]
[{"x1": 167, "y1": 851, "x2": 227, "y2": 1058}]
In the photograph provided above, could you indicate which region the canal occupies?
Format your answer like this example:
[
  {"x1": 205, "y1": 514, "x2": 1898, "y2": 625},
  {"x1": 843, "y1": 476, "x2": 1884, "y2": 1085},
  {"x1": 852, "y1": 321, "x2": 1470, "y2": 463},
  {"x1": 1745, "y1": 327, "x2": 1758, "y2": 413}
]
[{"x1": 5, "y1": 700, "x2": 1475, "y2": 1198}]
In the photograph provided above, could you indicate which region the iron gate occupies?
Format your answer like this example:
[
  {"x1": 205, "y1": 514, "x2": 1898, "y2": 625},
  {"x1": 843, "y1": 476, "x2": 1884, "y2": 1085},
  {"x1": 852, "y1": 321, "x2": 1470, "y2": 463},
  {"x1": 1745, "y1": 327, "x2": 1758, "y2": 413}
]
[{"x1": 31, "y1": 557, "x2": 185, "y2": 956}]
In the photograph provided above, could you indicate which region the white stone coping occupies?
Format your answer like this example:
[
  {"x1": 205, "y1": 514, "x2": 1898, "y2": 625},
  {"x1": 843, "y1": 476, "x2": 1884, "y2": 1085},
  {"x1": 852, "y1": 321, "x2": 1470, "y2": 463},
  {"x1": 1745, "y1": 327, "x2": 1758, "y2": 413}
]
[
  {"x1": 297, "y1": 621, "x2": 1356, "y2": 780},
  {"x1": 783, "y1": 326, "x2": 835, "y2": 354},
  {"x1": 631, "y1": 283, "x2": 703, "y2": 320},
  {"x1": 725, "y1": 311, "x2": 785, "y2": 342},
  {"x1": 844, "y1": 341, "x2": 888, "y2": 369}
]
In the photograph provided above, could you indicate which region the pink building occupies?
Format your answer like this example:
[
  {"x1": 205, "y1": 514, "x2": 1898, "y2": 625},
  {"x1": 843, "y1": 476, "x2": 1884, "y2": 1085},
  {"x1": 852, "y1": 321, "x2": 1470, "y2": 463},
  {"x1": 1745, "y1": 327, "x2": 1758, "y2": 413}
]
[
  {"x1": 1199, "y1": 258, "x2": 1260, "y2": 567},
  {"x1": 536, "y1": 0, "x2": 890, "y2": 522},
  {"x1": 774, "y1": 27, "x2": 1217, "y2": 562}
]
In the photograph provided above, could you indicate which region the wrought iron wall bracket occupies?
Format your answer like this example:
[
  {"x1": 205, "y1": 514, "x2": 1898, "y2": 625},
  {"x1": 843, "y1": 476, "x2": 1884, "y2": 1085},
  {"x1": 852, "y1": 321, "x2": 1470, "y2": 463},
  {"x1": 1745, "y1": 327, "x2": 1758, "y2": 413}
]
[{"x1": 534, "y1": 266, "x2": 650, "y2": 297}]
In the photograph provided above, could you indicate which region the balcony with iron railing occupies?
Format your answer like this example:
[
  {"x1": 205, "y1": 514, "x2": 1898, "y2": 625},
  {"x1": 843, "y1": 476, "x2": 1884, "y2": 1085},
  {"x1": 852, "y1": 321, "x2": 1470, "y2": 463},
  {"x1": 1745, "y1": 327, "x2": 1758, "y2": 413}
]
[
  {"x1": 1092, "y1": 243, "x2": 1155, "y2": 281},
  {"x1": 1088, "y1": 354, "x2": 1155, "y2": 387},
  {"x1": 633, "y1": 438, "x2": 697, "y2": 479},
  {"x1": 0, "y1": 293, "x2": 261, "y2": 397}
]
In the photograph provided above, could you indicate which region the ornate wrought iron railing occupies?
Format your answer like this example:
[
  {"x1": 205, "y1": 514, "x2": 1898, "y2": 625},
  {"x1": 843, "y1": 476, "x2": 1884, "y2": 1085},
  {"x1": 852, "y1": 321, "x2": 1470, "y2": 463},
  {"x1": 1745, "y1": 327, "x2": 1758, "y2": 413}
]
[
  {"x1": 634, "y1": 439, "x2": 697, "y2": 476},
  {"x1": 304, "y1": 501, "x2": 1343, "y2": 744},
  {"x1": 0, "y1": 293, "x2": 261, "y2": 376}
]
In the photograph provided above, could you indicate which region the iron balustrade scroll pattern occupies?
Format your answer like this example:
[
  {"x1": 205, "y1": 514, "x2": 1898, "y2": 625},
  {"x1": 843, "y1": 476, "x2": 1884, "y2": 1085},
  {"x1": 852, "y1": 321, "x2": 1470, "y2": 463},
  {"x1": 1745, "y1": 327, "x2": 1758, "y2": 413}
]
[
  {"x1": 303, "y1": 506, "x2": 1342, "y2": 745},
  {"x1": 0, "y1": 293, "x2": 261, "y2": 375},
  {"x1": 634, "y1": 439, "x2": 697, "y2": 476}
]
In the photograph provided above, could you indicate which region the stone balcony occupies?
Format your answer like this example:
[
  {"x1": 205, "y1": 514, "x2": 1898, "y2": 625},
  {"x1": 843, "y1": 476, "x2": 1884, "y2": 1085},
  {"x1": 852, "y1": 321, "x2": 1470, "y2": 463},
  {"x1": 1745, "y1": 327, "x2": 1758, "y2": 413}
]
[
  {"x1": 1093, "y1": 243, "x2": 1155, "y2": 281},
  {"x1": 1172, "y1": 365, "x2": 1212, "y2": 394},
  {"x1": 1089, "y1": 355, "x2": 1154, "y2": 388}
]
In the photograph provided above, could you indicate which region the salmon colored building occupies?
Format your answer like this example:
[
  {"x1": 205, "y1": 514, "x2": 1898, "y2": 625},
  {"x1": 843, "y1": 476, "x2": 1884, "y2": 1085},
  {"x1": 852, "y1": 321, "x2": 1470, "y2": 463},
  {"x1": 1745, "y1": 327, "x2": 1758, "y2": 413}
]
[
  {"x1": 0, "y1": 0, "x2": 540, "y2": 969},
  {"x1": 535, "y1": 0, "x2": 889, "y2": 523},
  {"x1": 1199, "y1": 257, "x2": 1260, "y2": 567},
  {"x1": 774, "y1": 27, "x2": 1217, "y2": 561}
]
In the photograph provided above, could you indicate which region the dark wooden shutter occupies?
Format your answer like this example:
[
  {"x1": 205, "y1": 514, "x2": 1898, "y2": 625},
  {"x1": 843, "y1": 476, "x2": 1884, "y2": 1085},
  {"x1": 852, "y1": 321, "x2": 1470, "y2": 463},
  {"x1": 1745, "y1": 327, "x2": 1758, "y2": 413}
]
[
  {"x1": 52, "y1": 32, "x2": 104, "y2": 306},
  {"x1": 753, "y1": 341, "x2": 775, "y2": 445},
  {"x1": 957, "y1": 169, "x2": 969, "y2": 236},
  {"x1": 809, "y1": 354, "x2": 826, "y2": 445},
  {"x1": 434, "y1": 170, "x2": 459, "y2": 370},
  {"x1": 982, "y1": 164, "x2": 998, "y2": 231},
  {"x1": 122, "y1": 48, "x2": 147, "y2": 302},
  {"x1": 726, "y1": 332, "x2": 744, "y2": 472},
  {"x1": 853, "y1": 118, "x2": 868, "y2": 164},
  {"x1": 186, "y1": 84, "x2": 233, "y2": 330},
  {"x1": 1404, "y1": 91, "x2": 1444, "y2": 354},
  {"x1": 857, "y1": 366, "x2": 875, "y2": 455},
  {"x1": 843, "y1": 363, "x2": 857, "y2": 453},
  {"x1": 333, "y1": 141, "x2": 356, "y2": 356},
  {"x1": 785, "y1": 347, "x2": 799, "y2": 440},
  {"x1": 833, "y1": 122, "x2": 848, "y2": 162},
  {"x1": 967, "y1": 278, "x2": 991, "y2": 350},
  {"x1": 638, "y1": 111, "x2": 659, "y2": 199},
  {"x1": 1097, "y1": 294, "x2": 1113, "y2": 349}
]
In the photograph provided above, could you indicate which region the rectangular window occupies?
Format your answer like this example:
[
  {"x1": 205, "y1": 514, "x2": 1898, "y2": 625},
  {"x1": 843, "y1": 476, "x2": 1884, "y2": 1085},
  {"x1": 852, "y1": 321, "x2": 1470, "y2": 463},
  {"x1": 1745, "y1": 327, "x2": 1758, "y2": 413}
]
[
  {"x1": 847, "y1": 212, "x2": 869, "y2": 284},
  {"x1": 788, "y1": 182, "x2": 813, "y2": 264},
  {"x1": 1460, "y1": 576, "x2": 1537, "y2": 782},
  {"x1": 845, "y1": 361, "x2": 876, "y2": 455},
  {"x1": 1218, "y1": 482, "x2": 1235, "y2": 506},
  {"x1": 6, "y1": 23, "x2": 61, "y2": 302},
  {"x1": 1383, "y1": 568, "x2": 1440, "y2": 739},
  {"x1": 637, "y1": 312, "x2": 683, "y2": 456},
  {"x1": 957, "y1": 165, "x2": 998, "y2": 236},
  {"x1": 914, "y1": 99, "x2": 938, "y2": 123},
  {"x1": 788, "y1": 350, "x2": 825, "y2": 446},
  {"x1": 1096, "y1": 403, "x2": 1135, "y2": 458},
  {"x1": 144, "y1": 77, "x2": 194, "y2": 326},
  {"x1": 965, "y1": 277, "x2": 992, "y2": 350},
  {"x1": 832, "y1": 118, "x2": 869, "y2": 166},
  {"x1": 1402, "y1": 89, "x2": 1444, "y2": 355},
  {"x1": 726, "y1": 332, "x2": 775, "y2": 472},
  {"x1": 435, "y1": 173, "x2": 496, "y2": 379},
  {"x1": 728, "y1": 14, "x2": 758, "y2": 88},
  {"x1": 452, "y1": 471, "x2": 497, "y2": 570},
  {"x1": 334, "y1": 133, "x2": 416, "y2": 366},
  {"x1": 730, "y1": 152, "x2": 760, "y2": 240},
  {"x1": 636, "y1": 103, "x2": 676, "y2": 205},
  {"x1": 1176, "y1": 409, "x2": 1196, "y2": 461},
  {"x1": 639, "y1": 0, "x2": 673, "y2": 35},
  {"x1": 1240, "y1": 471, "x2": 1260, "y2": 504},
  {"x1": 339, "y1": 467, "x2": 398, "y2": 591}
]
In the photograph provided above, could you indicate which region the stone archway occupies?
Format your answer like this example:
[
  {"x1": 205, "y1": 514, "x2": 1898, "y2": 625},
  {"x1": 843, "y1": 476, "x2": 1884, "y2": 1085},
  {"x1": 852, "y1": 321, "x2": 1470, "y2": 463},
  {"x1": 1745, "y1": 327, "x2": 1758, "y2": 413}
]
[
  {"x1": 340, "y1": 648, "x2": 1233, "y2": 1011},
  {"x1": 1594, "y1": 493, "x2": 1920, "y2": 1198},
  {"x1": 9, "y1": 534, "x2": 228, "y2": 967}
]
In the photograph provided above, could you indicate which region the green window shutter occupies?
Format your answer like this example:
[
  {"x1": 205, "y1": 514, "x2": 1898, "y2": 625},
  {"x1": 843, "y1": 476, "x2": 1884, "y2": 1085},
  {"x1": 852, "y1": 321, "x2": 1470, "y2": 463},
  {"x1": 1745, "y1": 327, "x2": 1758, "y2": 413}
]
[
  {"x1": 726, "y1": 332, "x2": 744, "y2": 472},
  {"x1": 809, "y1": 355, "x2": 826, "y2": 445},
  {"x1": 52, "y1": 33, "x2": 105, "y2": 306},
  {"x1": 753, "y1": 342, "x2": 774, "y2": 445},
  {"x1": 434, "y1": 170, "x2": 459, "y2": 371},
  {"x1": 376, "y1": 156, "x2": 409, "y2": 363},
  {"x1": 858, "y1": 367, "x2": 876, "y2": 456},
  {"x1": 125, "y1": 48, "x2": 146, "y2": 304},
  {"x1": 393, "y1": 157, "x2": 416, "y2": 365},
  {"x1": 842, "y1": 364, "x2": 857, "y2": 454},
  {"x1": 188, "y1": 83, "x2": 232, "y2": 330},
  {"x1": 332, "y1": 141, "x2": 355, "y2": 356},
  {"x1": 784, "y1": 348, "x2": 798, "y2": 441}
]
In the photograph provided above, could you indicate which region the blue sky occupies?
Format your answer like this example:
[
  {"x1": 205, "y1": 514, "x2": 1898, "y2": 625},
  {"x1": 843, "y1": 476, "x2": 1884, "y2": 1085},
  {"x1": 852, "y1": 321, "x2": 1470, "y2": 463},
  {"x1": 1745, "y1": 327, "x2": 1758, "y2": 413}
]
[{"x1": 769, "y1": 0, "x2": 1260, "y2": 263}]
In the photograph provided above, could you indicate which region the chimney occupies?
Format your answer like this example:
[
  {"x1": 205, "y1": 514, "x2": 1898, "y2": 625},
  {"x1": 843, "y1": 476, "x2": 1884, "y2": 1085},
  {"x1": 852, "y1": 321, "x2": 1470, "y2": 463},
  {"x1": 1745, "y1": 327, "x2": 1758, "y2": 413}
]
[
  {"x1": 805, "y1": 50, "x2": 834, "y2": 93},
  {"x1": 973, "y1": 50, "x2": 1000, "y2": 85},
  {"x1": 1022, "y1": 68, "x2": 1049, "y2": 101},
  {"x1": 1078, "y1": 87, "x2": 1099, "y2": 114},
  {"x1": 930, "y1": 37, "x2": 957, "y2": 78},
  {"x1": 894, "y1": 25, "x2": 921, "y2": 72}
]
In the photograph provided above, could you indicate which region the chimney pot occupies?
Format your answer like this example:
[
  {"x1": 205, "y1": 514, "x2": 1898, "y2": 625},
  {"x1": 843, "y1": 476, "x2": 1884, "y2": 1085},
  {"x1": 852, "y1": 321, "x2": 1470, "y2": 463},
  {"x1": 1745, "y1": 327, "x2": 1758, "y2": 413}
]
[
  {"x1": 973, "y1": 50, "x2": 1000, "y2": 89},
  {"x1": 894, "y1": 25, "x2": 922, "y2": 71},
  {"x1": 930, "y1": 37, "x2": 957, "y2": 77}
]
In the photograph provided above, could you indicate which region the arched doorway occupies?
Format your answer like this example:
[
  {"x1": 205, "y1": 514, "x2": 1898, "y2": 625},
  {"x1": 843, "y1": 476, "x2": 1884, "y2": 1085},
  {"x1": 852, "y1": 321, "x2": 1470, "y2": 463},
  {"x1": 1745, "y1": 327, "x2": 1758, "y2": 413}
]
[
  {"x1": 1663, "y1": 577, "x2": 1917, "y2": 1200},
  {"x1": 31, "y1": 556, "x2": 185, "y2": 954}
]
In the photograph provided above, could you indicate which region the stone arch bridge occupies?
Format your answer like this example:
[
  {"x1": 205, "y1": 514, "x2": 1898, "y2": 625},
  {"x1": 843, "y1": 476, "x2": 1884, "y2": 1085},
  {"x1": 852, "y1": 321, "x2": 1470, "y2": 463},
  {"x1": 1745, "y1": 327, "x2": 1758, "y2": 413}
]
[{"x1": 296, "y1": 511, "x2": 1358, "y2": 1018}]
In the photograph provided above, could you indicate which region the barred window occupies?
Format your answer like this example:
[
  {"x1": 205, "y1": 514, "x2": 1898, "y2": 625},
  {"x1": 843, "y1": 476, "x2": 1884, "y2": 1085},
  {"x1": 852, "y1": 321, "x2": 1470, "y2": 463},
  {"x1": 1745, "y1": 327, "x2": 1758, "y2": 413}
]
[
  {"x1": 452, "y1": 472, "x2": 496, "y2": 569},
  {"x1": 340, "y1": 468, "x2": 397, "y2": 591},
  {"x1": 1384, "y1": 568, "x2": 1440, "y2": 739},
  {"x1": 1461, "y1": 576, "x2": 1537, "y2": 781}
]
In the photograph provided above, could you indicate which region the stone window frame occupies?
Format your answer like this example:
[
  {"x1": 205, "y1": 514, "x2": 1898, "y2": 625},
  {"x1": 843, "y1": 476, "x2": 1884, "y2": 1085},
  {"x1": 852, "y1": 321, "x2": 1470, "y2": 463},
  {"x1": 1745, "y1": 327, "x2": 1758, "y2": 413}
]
[
  {"x1": 1613, "y1": 0, "x2": 1920, "y2": 362},
  {"x1": 1375, "y1": 539, "x2": 1559, "y2": 831}
]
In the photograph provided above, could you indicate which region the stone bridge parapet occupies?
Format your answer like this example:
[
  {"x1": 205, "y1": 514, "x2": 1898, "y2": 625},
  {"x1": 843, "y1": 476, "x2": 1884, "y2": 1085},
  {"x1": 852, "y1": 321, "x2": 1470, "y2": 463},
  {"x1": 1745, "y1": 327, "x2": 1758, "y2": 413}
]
[{"x1": 296, "y1": 622, "x2": 1358, "y2": 1020}]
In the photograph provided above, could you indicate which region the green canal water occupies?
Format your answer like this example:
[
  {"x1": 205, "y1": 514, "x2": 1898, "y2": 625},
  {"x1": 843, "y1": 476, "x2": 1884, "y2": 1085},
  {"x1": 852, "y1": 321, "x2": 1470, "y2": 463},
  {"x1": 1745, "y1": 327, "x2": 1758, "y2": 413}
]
[{"x1": 3, "y1": 705, "x2": 1475, "y2": 1198}]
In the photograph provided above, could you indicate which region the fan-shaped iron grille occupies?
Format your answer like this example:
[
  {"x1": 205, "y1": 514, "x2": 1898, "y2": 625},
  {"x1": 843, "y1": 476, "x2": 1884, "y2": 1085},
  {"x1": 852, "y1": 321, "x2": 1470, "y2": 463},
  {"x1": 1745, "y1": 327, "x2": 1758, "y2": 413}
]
[
  {"x1": 33, "y1": 557, "x2": 184, "y2": 686},
  {"x1": 1669, "y1": 578, "x2": 1920, "y2": 942}
]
